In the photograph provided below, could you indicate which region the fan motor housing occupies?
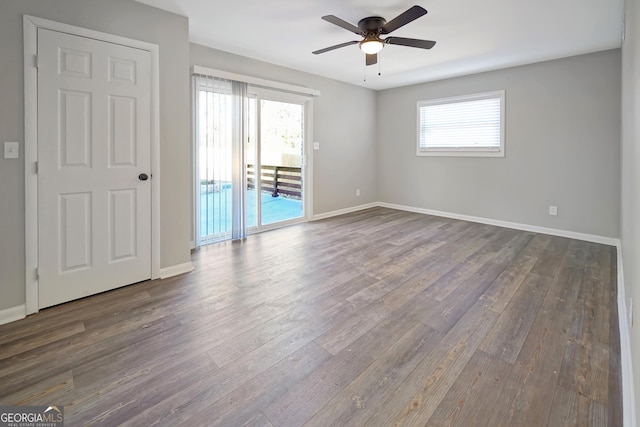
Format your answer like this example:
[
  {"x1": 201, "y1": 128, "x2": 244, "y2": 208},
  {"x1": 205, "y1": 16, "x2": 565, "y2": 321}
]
[{"x1": 358, "y1": 16, "x2": 386, "y2": 33}]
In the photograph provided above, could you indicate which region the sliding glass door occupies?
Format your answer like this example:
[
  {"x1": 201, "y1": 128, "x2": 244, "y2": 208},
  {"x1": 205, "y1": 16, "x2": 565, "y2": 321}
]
[
  {"x1": 247, "y1": 90, "x2": 306, "y2": 229},
  {"x1": 195, "y1": 77, "x2": 310, "y2": 245}
]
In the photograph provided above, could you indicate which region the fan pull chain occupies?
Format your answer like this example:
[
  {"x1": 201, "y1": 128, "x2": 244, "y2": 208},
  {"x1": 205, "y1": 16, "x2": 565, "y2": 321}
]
[
  {"x1": 378, "y1": 52, "x2": 382, "y2": 76},
  {"x1": 363, "y1": 59, "x2": 367, "y2": 82}
]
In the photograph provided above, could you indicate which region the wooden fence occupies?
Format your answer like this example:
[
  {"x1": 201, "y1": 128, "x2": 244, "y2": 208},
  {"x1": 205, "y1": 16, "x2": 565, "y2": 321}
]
[{"x1": 247, "y1": 164, "x2": 302, "y2": 199}]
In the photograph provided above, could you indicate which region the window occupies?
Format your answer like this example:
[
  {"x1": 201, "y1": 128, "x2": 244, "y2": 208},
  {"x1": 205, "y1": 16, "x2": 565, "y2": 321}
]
[{"x1": 417, "y1": 90, "x2": 505, "y2": 157}]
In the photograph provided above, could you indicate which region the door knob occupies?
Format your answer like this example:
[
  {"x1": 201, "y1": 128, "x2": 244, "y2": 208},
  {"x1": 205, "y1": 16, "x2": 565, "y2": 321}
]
[{"x1": 138, "y1": 173, "x2": 149, "y2": 181}]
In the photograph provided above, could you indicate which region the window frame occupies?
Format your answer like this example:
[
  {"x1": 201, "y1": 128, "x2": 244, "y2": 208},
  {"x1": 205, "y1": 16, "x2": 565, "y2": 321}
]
[{"x1": 416, "y1": 90, "x2": 505, "y2": 158}]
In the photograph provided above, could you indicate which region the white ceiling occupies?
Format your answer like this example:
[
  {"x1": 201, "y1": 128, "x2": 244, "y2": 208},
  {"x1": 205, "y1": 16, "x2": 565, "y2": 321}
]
[{"x1": 134, "y1": 0, "x2": 624, "y2": 90}]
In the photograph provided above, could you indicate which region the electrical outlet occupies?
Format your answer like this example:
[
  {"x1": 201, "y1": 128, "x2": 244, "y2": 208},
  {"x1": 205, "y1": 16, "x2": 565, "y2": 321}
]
[
  {"x1": 356, "y1": 189, "x2": 360, "y2": 197},
  {"x1": 313, "y1": 141, "x2": 320, "y2": 150},
  {"x1": 548, "y1": 205, "x2": 558, "y2": 216}
]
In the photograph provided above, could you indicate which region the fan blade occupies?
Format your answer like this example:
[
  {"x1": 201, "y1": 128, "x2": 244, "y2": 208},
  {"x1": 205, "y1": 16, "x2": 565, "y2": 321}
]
[
  {"x1": 385, "y1": 37, "x2": 436, "y2": 50},
  {"x1": 321, "y1": 15, "x2": 362, "y2": 35},
  {"x1": 366, "y1": 53, "x2": 377, "y2": 66},
  {"x1": 381, "y1": 6, "x2": 427, "y2": 34},
  {"x1": 313, "y1": 40, "x2": 359, "y2": 55}
]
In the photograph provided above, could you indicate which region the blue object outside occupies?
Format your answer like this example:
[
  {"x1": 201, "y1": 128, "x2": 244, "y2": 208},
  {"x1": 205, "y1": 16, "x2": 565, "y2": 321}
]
[{"x1": 200, "y1": 187, "x2": 302, "y2": 237}]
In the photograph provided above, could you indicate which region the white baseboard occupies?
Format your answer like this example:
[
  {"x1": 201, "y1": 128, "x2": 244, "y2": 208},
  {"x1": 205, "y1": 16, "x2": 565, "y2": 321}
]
[
  {"x1": 378, "y1": 202, "x2": 620, "y2": 246},
  {"x1": 0, "y1": 305, "x2": 26, "y2": 326},
  {"x1": 159, "y1": 262, "x2": 195, "y2": 279},
  {"x1": 312, "y1": 202, "x2": 378, "y2": 221},
  {"x1": 616, "y1": 243, "x2": 637, "y2": 427}
]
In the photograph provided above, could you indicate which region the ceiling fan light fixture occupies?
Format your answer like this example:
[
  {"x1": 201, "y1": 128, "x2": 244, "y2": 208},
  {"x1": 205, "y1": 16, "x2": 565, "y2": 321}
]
[
  {"x1": 315, "y1": 6, "x2": 434, "y2": 66},
  {"x1": 359, "y1": 39, "x2": 384, "y2": 54}
]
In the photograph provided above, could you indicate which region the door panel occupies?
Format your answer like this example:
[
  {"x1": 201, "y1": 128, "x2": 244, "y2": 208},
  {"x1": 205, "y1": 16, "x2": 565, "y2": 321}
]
[
  {"x1": 109, "y1": 95, "x2": 138, "y2": 166},
  {"x1": 59, "y1": 192, "x2": 92, "y2": 271},
  {"x1": 109, "y1": 189, "x2": 137, "y2": 261},
  {"x1": 60, "y1": 90, "x2": 92, "y2": 167},
  {"x1": 258, "y1": 98, "x2": 304, "y2": 226},
  {"x1": 38, "y1": 28, "x2": 151, "y2": 308}
]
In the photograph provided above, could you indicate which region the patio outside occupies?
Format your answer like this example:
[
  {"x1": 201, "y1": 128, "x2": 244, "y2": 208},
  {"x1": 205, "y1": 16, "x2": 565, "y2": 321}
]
[{"x1": 200, "y1": 185, "x2": 302, "y2": 238}]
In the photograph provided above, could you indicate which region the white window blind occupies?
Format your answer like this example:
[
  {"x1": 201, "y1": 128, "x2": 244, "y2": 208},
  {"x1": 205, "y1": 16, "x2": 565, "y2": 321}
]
[{"x1": 417, "y1": 90, "x2": 505, "y2": 157}]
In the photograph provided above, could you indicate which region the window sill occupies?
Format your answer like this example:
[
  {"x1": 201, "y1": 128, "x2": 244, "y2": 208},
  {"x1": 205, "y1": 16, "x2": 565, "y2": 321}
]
[{"x1": 416, "y1": 149, "x2": 505, "y2": 158}]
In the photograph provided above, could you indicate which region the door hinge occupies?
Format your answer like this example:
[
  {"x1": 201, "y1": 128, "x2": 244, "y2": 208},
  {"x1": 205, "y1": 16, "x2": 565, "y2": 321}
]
[
  {"x1": 35, "y1": 268, "x2": 39, "y2": 280},
  {"x1": 35, "y1": 54, "x2": 39, "y2": 69},
  {"x1": 35, "y1": 161, "x2": 38, "y2": 175}
]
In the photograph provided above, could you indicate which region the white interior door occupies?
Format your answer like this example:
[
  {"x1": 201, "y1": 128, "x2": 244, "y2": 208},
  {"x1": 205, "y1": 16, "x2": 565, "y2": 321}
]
[{"x1": 37, "y1": 28, "x2": 152, "y2": 308}]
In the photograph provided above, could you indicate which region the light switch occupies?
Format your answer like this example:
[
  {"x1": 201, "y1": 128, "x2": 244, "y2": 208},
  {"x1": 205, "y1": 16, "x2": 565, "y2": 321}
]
[{"x1": 4, "y1": 142, "x2": 19, "y2": 159}]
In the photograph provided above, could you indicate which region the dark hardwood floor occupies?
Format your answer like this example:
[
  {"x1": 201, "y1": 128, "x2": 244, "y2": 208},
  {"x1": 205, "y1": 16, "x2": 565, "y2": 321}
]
[{"x1": 0, "y1": 207, "x2": 622, "y2": 426}]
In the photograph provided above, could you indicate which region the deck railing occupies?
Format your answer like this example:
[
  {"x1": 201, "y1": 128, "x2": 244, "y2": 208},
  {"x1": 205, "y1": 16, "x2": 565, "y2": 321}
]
[{"x1": 247, "y1": 164, "x2": 302, "y2": 199}]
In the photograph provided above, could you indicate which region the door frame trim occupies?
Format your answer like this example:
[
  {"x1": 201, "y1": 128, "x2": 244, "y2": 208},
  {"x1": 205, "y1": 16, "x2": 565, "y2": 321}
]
[{"x1": 23, "y1": 15, "x2": 161, "y2": 314}]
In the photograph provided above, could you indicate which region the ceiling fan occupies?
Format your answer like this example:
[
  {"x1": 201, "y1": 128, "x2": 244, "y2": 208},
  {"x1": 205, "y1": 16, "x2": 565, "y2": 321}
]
[{"x1": 313, "y1": 5, "x2": 436, "y2": 66}]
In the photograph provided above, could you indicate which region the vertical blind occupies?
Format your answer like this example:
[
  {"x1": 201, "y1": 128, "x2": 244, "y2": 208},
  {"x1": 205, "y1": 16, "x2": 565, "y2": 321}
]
[
  {"x1": 419, "y1": 94, "x2": 502, "y2": 151},
  {"x1": 193, "y1": 74, "x2": 248, "y2": 246}
]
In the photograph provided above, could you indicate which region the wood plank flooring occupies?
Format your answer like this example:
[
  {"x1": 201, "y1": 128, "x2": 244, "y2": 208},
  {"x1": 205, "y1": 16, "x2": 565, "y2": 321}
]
[{"x1": 0, "y1": 207, "x2": 622, "y2": 426}]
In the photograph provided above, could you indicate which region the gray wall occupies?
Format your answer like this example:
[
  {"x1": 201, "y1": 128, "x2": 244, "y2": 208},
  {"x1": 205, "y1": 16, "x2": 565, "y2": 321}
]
[
  {"x1": 622, "y1": 0, "x2": 640, "y2": 417},
  {"x1": 377, "y1": 50, "x2": 621, "y2": 238},
  {"x1": 190, "y1": 43, "x2": 378, "y2": 216},
  {"x1": 0, "y1": 0, "x2": 192, "y2": 311}
]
